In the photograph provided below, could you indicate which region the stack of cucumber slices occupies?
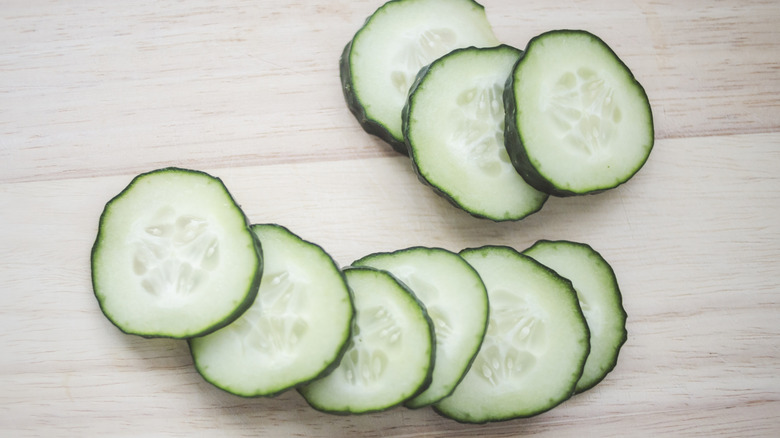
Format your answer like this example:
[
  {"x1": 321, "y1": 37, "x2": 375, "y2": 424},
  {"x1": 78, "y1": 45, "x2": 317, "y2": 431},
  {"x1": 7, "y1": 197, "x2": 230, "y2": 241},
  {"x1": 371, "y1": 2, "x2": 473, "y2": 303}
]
[
  {"x1": 342, "y1": 0, "x2": 654, "y2": 220},
  {"x1": 92, "y1": 167, "x2": 627, "y2": 424}
]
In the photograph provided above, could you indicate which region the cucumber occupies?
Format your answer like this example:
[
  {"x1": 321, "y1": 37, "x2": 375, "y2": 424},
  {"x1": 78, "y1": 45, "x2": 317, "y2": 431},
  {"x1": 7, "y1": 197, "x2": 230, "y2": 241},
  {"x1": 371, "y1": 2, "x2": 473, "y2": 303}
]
[
  {"x1": 434, "y1": 246, "x2": 589, "y2": 423},
  {"x1": 188, "y1": 224, "x2": 354, "y2": 397},
  {"x1": 91, "y1": 168, "x2": 262, "y2": 339},
  {"x1": 352, "y1": 247, "x2": 488, "y2": 408},
  {"x1": 341, "y1": 0, "x2": 499, "y2": 154},
  {"x1": 504, "y1": 29, "x2": 654, "y2": 196},
  {"x1": 403, "y1": 45, "x2": 548, "y2": 221},
  {"x1": 298, "y1": 267, "x2": 435, "y2": 414},
  {"x1": 523, "y1": 240, "x2": 627, "y2": 393}
]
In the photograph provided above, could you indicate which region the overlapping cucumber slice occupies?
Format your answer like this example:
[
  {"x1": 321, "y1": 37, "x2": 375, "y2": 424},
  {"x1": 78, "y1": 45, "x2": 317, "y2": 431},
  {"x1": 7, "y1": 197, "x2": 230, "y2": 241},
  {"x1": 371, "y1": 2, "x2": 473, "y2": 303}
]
[
  {"x1": 433, "y1": 246, "x2": 590, "y2": 423},
  {"x1": 189, "y1": 224, "x2": 354, "y2": 397},
  {"x1": 341, "y1": 0, "x2": 499, "y2": 153},
  {"x1": 504, "y1": 30, "x2": 654, "y2": 196},
  {"x1": 353, "y1": 247, "x2": 488, "y2": 408},
  {"x1": 523, "y1": 240, "x2": 627, "y2": 393},
  {"x1": 298, "y1": 267, "x2": 435, "y2": 414},
  {"x1": 403, "y1": 45, "x2": 548, "y2": 221}
]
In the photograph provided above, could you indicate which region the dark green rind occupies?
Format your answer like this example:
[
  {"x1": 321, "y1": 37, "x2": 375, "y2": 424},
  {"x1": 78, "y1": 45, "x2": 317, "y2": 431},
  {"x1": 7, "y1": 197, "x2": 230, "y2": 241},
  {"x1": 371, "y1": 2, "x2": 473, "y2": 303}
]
[
  {"x1": 90, "y1": 167, "x2": 263, "y2": 339},
  {"x1": 503, "y1": 29, "x2": 655, "y2": 197},
  {"x1": 523, "y1": 239, "x2": 628, "y2": 394},
  {"x1": 189, "y1": 223, "x2": 355, "y2": 398},
  {"x1": 340, "y1": 17, "x2": 409, "y2": 155},
  {"x1": 298, "y1": 266, "x2": 436, "y2": 415},
  {"x1": 402, "y1": 45, "x2": 549, "y2": 222},
  {"x1": 432, "y1": 245, "x2": 590, "y2": 424},
  {"x1": 352, "y1": 246, "x2": 489, "y2": 409}
]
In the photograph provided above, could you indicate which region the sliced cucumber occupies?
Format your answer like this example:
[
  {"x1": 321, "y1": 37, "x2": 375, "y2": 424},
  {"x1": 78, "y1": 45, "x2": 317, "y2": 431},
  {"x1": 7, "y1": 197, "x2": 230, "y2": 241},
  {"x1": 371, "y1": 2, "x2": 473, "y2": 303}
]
[
  {"x1": 298, "y1": 267, "x2": 434, "y2": 414},
  {"x1": 353, "y1": 247, "x2": 488, "y2": 408},
  {"x1": 434, "y1": 246, "x2": 589, "y2": 423},
  {"x1": 188, "y1": 224, "x2": 354, "y2": 397},
  {"x1": 91, "y1": 168, "x2": 262, "y2": 339},
  {"x1": 523, "y1": 240, "x2": 627, "y2": 393},
  {"x1": 504, "y1": 29, "x2": 654, "y2": 196},
  {"x1": 403, "y1": 45, "x2": 548, "y2": 221},
  {"x1": 341, "y1": 0, "x2": 499, "y2": 154}
]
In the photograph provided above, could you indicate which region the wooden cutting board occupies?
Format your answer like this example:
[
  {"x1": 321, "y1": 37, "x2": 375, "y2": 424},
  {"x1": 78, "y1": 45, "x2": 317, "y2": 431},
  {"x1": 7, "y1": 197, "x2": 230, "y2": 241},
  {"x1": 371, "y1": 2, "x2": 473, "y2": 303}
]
[{"x1": 1, "y1": 0, "x2": 778, "y2": 436}]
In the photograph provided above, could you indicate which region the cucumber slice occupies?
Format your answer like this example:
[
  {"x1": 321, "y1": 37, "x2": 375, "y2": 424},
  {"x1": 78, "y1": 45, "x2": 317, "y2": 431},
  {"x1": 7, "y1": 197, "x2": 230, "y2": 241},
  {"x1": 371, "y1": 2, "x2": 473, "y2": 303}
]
[
  {"x1": 353, "y1": 247, "x2": 488, "y2": 408},
  {"x1": 504, "y1": 30, "x2": 654, "y2": 196},
  {"x1": 91, "y1": 168, "x2": 262, "y2": 339},
  {"x1": 298, "y1": 267, "x2": 435, "y2": 414},
  {"x1": 341, "y1": 0, "x2": 499, "y2": 154},
  {"x1": 403, "y1": 45, "x2": 548, "y2": 221},
  {"x1": 523, "y1": 240, "x2": 627, "y2": 393},
  {"x1": 188, "y1": 224, "x2": 354, "y2": 397},
  {"x1": 434, "y1": 246, "x2": 589, "y2": 423}
]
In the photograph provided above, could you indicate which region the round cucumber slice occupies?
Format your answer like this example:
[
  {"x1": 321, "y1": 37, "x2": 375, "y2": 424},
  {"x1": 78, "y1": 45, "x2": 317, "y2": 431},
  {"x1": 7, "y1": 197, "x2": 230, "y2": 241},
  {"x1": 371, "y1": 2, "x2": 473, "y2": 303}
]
[
  {"x1": 404, "y1": 45, "x2": 548, "y2": 221},
  {"x1": 298, "y1": 267, "x2": 435, "y2": 414},
  {"x1": 341, "y1": 0, "x2": 499, "y2": 154},
  {"x1": 353, "y1": 247, "x2": 488, "y2": 408},
  {"x1": 91, "y1": 168, "x2": 262, "y2": 339},
  {"x1": 523, "y1": 240, "x2": 627, "y2": 393},
  {"x1": 504, "y1": 29, "x2": 654, "y2": 196},
  {"x1": 434, "y1": 246, "x2": 589, "y2": 423},
  {"x1": 189, "y1": 224, "x2": 354, "y2": 397}
]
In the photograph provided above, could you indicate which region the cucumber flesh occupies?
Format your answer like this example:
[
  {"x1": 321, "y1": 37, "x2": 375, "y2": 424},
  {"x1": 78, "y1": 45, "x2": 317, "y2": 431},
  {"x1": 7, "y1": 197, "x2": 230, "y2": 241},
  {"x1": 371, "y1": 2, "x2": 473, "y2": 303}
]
[
  {"x1": 298, "y1": 267, "x2": 434, "y2": 414},
  {"x1": 523, "y1": 240, "x2": 627, "y2": 393},
  {"x1": 353, "y1": 247, "x2": 488, "y2": 408},
  {"x1": 341, "y1": 0, "x2": 499, "y2": 153},
  {"x1": 188, "y1": 224, "x2": 354, "y2": 397},
  {"x1": 91, "y1": 168, "x2": 262, "y2": 339},
  {"x1": 404, "y1": 45, "x2": 548, "y2": 221},
  {"x1": 504, "y1": 29, "x2": 654, "y2": 196},
  {"x1": 434, "y1": 246, "x2": 589, "y2": 423}
]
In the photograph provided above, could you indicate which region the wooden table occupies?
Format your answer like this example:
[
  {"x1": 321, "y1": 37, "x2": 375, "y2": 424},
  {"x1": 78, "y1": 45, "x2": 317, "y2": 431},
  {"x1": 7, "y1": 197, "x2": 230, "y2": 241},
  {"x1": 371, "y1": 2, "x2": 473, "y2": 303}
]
[{"x1": 2, "y1": 0, "x2": 778, "y2": 436}]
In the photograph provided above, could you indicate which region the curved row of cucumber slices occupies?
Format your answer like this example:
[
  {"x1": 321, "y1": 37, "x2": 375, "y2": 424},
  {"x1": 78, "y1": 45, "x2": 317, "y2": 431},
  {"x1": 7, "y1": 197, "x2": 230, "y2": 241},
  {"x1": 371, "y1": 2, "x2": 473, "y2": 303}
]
[
  {"x1": 342, "y1": 0, "x2": 654, "y2": 220},
  {"x1": 92, "y1": 167, "x2": 627, "y2": 424}
]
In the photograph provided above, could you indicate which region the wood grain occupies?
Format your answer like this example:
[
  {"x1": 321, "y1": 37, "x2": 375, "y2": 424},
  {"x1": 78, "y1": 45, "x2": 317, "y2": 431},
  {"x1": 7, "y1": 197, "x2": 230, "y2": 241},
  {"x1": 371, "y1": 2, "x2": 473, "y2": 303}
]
[
  {"x1": 1, "y1": 0, "x2": 779, "y2": 436},
  {"x1": 2, "y1": 0, "x2": 779, "y2": 183}
]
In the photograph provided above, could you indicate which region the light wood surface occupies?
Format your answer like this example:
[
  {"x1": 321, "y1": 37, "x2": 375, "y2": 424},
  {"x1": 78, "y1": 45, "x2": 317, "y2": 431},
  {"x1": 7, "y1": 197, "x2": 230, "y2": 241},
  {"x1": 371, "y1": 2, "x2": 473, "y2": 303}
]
[{"x1": 2, "y1": 0, "x2": 779, "y2": 436}]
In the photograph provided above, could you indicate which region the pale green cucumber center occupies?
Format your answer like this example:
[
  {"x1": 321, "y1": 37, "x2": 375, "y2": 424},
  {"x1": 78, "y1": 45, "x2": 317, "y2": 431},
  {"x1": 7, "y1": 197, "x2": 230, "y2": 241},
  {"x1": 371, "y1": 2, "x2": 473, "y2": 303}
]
[
  {"x1": 390, "y1": 28, "x2": 457, "y2": 97},
  {"x1": 473, "y1": 290, "x2": 545, "y2": 386},
  {"x1": 391, "y1": 268, "x2": 452, "y2": 343},
  {"x1": 545, "y1": 67, "x2": 623, "y2": 160},
  {"x1": 340, "y1": 305, "x2": 402, "y2": 385},
  {"x1": 131, "y1": 206, "x2": 220, "y2": 308},
  {"x1": 230, "y1": 271, "x2": 309, "y2": 358},
  {"x1": 453, "y1": 81, "x2": 512, "y2": 177}
]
